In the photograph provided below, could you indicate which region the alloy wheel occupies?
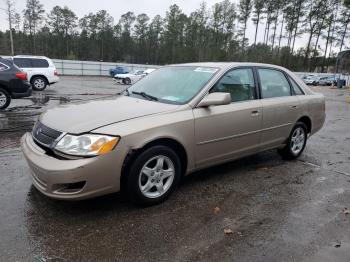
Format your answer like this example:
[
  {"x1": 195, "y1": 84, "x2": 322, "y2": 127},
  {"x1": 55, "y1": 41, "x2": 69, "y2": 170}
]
[
  {"x1": 138, "y1": 155, "x2": 175, "y2": 198},
  {"x1": 290, "y1": 127, "x2": 306, "y2": 155},
  {"x1": 34, "y1": 78, "x2": 46, "y2": 90},
  {"x1": 0, "y1": 91, "x2": 7, "y2": 107}
]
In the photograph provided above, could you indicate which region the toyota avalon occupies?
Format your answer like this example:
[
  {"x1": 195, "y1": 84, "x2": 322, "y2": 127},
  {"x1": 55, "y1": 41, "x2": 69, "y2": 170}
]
[{"x1": 21, "y1": 63, "x2": 325, "y2": 205}]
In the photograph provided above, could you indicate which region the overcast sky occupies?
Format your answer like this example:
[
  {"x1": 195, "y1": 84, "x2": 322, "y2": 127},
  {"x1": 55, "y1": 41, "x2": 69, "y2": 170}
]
[{"x1": 0, "y1": 0, "x2": 306, "y2": 49}]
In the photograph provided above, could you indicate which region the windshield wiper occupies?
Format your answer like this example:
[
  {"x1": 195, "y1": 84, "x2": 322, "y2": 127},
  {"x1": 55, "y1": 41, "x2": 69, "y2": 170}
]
[{"x1": 132, "y1": 91, "x2": 158, "y2": 101}]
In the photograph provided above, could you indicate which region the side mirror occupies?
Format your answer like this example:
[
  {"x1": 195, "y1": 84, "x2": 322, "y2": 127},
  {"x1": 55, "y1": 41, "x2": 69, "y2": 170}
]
[{"x1": 197, "y1": 92, "x2": 231, "y2": 107}]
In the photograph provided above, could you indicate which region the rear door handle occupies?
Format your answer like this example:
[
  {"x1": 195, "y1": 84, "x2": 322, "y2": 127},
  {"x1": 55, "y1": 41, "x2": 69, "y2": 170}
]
[
  {"x1": 291, "y1": 105, "x2": 297, "y2": 108},
  {"x1": 251, "y1": 110, "x2": 259, "y2": 116}
]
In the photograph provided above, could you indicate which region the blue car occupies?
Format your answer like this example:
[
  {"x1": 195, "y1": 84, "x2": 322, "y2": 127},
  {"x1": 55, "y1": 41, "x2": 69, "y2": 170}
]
[{"x1": 109, "y1": 66, "x2": 129, "y2": 77}]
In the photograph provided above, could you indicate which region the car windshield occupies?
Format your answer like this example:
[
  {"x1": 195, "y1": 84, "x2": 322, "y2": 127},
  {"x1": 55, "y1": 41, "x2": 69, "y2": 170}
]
[{"x1": 126, "y1": 66, "x2": 219, "y2": 104}]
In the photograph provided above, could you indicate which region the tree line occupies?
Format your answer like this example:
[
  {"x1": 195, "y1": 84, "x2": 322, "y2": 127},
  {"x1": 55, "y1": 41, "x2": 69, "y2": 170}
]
[{"x1": 0, "y1": 0, "x2": 350, "y2": 72}]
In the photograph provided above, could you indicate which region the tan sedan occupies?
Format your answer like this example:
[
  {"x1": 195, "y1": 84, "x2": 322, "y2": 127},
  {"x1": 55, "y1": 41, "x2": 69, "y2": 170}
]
[{"x1": 21, "y1": 63, "x2": 325, "y2": 205}]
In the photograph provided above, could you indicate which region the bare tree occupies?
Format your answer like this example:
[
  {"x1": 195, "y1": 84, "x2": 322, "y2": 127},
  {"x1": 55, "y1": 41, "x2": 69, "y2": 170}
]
[
  {"x1": 23, "y1": 0, "x2": 44, "y2": 54},
  {"x1": 238, "y1": 0, "x2": 253, "y2": 50},
  {"x1": 322, "y1": 8, "x2": 336, "y2": 71},
  {"x1": 277, "y1": 12, "x2": 285, "y2": 54},
  {"x1": 270, "y1": 0, "x2": 284, "y2": 51},
  {"x1": 311, "y1": 2, "x2": 329, "y2": 63},
  {"x1": 252, "y1": 0, "x2": 264, "y2": 45},
  {"x1": 3, "y1": 0, "x2": 16, "y2": 55},
  {"x1": 291, "y1": 0, "x2": 306, "y2": 53},
  {"x1": 262, "y1": 0, "x2": 276, "y2": 45},
  {"x1": 338, "y1": 5, "x2": 350, "y2": 51},
  {"x1": 303, "y1": 0, "x2": 327, "y2": 69}
]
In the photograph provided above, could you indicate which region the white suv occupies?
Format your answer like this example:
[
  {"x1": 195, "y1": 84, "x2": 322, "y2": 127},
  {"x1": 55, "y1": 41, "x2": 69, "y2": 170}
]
[{"x1": 12, "y1": 55, "x2": 59, "y2": 91}]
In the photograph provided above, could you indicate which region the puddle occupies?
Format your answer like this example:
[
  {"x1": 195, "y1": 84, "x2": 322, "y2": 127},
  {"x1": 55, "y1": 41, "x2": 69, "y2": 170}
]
[{"x1": 0, "y1": 92, "x2": 113, "y2": 134}]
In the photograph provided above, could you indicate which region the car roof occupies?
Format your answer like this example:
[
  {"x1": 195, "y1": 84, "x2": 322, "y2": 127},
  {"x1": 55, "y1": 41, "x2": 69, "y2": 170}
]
[
  {"x1": 0, "y1": 55, "x2": 13, "y2": 60},
  {"x1": 170, "y1": 62, "x2": 290, "y2": 71},
  {"x1": 14, "y1": 55, "x2": 50, "y2": 60}
]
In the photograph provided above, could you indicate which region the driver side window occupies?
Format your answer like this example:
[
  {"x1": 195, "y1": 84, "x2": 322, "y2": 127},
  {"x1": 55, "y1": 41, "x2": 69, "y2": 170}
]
[{"x1": 211, "y1": 68, "x2": 256, "y2": 102}]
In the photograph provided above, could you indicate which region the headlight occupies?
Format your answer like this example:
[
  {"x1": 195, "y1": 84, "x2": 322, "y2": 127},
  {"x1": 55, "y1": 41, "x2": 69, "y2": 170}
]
[{"x1": 55, "y1": 134, "x2": 120, "y2": 156}]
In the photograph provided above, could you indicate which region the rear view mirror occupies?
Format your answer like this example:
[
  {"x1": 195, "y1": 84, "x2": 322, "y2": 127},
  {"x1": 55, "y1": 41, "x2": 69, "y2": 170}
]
[{"x1": 197, "y1": 92, "x2": 231, "y2": 107}]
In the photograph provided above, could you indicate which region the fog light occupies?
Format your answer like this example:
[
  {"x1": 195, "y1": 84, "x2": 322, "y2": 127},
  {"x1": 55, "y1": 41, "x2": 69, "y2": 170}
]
[{"x1": 52, "y1": 181, "x2": 86, "y2": 194}]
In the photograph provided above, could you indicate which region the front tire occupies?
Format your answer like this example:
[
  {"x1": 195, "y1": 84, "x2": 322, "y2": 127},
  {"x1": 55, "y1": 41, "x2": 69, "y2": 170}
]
[
  {"x1": 31, "y1": 76, "x2": 47, "y2": 91},
  {"x1": 278, "y1": 122, "x2": 308, "y2": 160},
  {"x1": 0, "y1": 88, "x2": 11, "y2": 110},
  {"x1": 124, "y1": 77, "x2": 131, "y2": 85},
  {"x1": 126, "y1": 145, "x2": 182, "y2": 206}
]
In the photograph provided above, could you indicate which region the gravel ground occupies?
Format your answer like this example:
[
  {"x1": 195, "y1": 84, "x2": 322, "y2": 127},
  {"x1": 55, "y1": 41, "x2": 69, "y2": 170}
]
[{"x1": 0, "y1": 76, "x2": 350, "y2": 262}]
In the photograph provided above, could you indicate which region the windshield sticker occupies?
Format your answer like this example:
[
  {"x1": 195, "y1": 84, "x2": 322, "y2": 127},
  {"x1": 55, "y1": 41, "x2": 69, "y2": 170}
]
[{"x1": 194, "y1": 67, "x2": 218, "y2": 73}]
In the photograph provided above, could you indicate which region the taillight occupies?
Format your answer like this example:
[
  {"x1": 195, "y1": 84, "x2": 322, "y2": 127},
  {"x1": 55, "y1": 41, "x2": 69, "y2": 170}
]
[
  {"x1": 16, "y1": 72, "x2": 27, "y2": 81},
  {"x1": 54, "y1": 70, "x2": 59, "y2": 76}
]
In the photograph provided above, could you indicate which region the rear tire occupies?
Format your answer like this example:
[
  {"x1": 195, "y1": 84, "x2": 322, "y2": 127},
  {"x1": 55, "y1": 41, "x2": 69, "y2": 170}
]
[
  {"x1": 278, "y1": 122, "x2": 308, "y2": 160},
  {"x1": 125, "y1": 145, "x2": 182, "y2": 206},
  {"x1": 0, "y1": 88, "x2": 11, "y2": 110},
  {"x1": 31, "y1": 76, "x2": 47, "y2": 91}
]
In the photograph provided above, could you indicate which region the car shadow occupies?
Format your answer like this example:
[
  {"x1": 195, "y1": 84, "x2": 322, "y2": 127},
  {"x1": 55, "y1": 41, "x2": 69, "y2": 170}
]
[
  {"x1": 25, "y1": 150, "x2": 284, "y2": 215},
  {"x1": 23, "y1": 149, "x2": 292, "y2": 259}
]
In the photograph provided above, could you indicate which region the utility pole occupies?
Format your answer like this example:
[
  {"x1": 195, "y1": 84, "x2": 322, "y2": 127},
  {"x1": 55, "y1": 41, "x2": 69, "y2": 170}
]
[{"x1": 1, "y1": 0, "x2": 15, "y2": 55}]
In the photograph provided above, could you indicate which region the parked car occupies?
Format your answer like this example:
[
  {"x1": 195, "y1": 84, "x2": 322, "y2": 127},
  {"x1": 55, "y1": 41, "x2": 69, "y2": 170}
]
[
  {"x1": 21, "y1": 62, "x2": 325, "y2": 206},
  {"x1": 114, "y1": 70, "x2": 144, "y2": 85},
  {"x1": 109, "y1": 66, "x2": 129, "y2": 77},
  {"x1": 319, "y1": 76, "x2": 336, "y2": 86},
  {"x1": 114, "y1": 68, "x2": 156, "y2": 85},
  {"x1": 0, "y1": 57, "x2": 32, "y2": 110},
  {"x1": 302, "y1": 75, "x2": 320, "y2": 85},
  {"x1": 9, "y1": 55, "x2": 59, "y2": 91}
]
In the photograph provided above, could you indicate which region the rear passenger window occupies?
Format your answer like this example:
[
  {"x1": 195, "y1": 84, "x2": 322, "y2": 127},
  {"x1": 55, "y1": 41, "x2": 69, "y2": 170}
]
[
  {"x1": 0, "y1": 62, "x2": 9, "y2": 71},
  {"x1": 13, "y1": 58, "x2": 32, "y2": 68},
  {"x1": 258, "y1": 69, "x2": 291, "y2": 98},
  {"x1": 31, "y1": 59, "x2": 49, "y2": 68},
  {"x1": 288, "y1": 76, "x2": 304, "y2": 95},
  {"x1": 211, "y1": 68, "x2": 256, "y2": 102}
]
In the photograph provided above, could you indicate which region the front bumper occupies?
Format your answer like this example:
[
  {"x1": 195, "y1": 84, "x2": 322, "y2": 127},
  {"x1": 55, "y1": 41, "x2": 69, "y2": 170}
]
[
  {"x1": 113, "y1": 77, "x2": 125, "y2": 84},
  {"x1": 21, "y1": 132, "x2": 122, "y2": 200}
]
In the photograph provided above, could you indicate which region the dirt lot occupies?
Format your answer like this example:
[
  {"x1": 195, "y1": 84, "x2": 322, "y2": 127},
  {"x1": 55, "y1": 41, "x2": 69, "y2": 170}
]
[{"x1": 0, "y1": 76, "x2": 350, "y2": 262}]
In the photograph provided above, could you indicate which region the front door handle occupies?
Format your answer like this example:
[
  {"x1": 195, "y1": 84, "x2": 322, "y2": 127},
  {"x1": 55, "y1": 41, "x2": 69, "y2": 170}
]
[
  {"x1": 251, "y1": 110, "x2": 259, "y2": 117},
  {"x1": 291, "y1": 105, "x2": 298, "y2": 109}
]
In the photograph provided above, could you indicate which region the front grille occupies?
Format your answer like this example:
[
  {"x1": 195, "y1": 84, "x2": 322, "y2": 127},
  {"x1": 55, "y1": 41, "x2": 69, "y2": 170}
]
[{"x1": 32, "y1": 121, "x2": 63, "y2": 149}]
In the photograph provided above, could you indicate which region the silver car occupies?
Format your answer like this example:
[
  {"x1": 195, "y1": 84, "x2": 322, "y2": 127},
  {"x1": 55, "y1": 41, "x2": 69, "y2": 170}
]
[
  {"x1": 21, "y1": 63, "x2": 326, "y2": 205},
  {"x1": 302, "y1": 75, "x2": 320, "y2": 85}
]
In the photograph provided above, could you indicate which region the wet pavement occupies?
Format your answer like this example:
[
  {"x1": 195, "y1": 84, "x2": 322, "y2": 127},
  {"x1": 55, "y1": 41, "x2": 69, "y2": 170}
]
[{"x1": 0, "y1": 77, "x2": 350, "y2": 262}]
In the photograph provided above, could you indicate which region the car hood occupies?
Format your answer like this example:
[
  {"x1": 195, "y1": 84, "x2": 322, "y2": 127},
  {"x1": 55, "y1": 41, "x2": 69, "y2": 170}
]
[{"x1": 39, "y1": 95, "x2": 179, "y2": 134}]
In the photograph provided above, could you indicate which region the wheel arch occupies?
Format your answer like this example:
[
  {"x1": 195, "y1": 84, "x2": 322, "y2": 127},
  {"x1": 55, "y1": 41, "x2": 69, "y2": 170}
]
[
  {"x1": 30, "y1": 75, "x2": 49, "y2": 85},
  {"x1": 120, "y1": 137, "x2": 188, "y2": 192},
  {"x1": 0, "y1": 83, "x2": 11, "y2": 95},
  {"x1": 297, "y1": 116, "x2": 312, "y2": 134}
]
